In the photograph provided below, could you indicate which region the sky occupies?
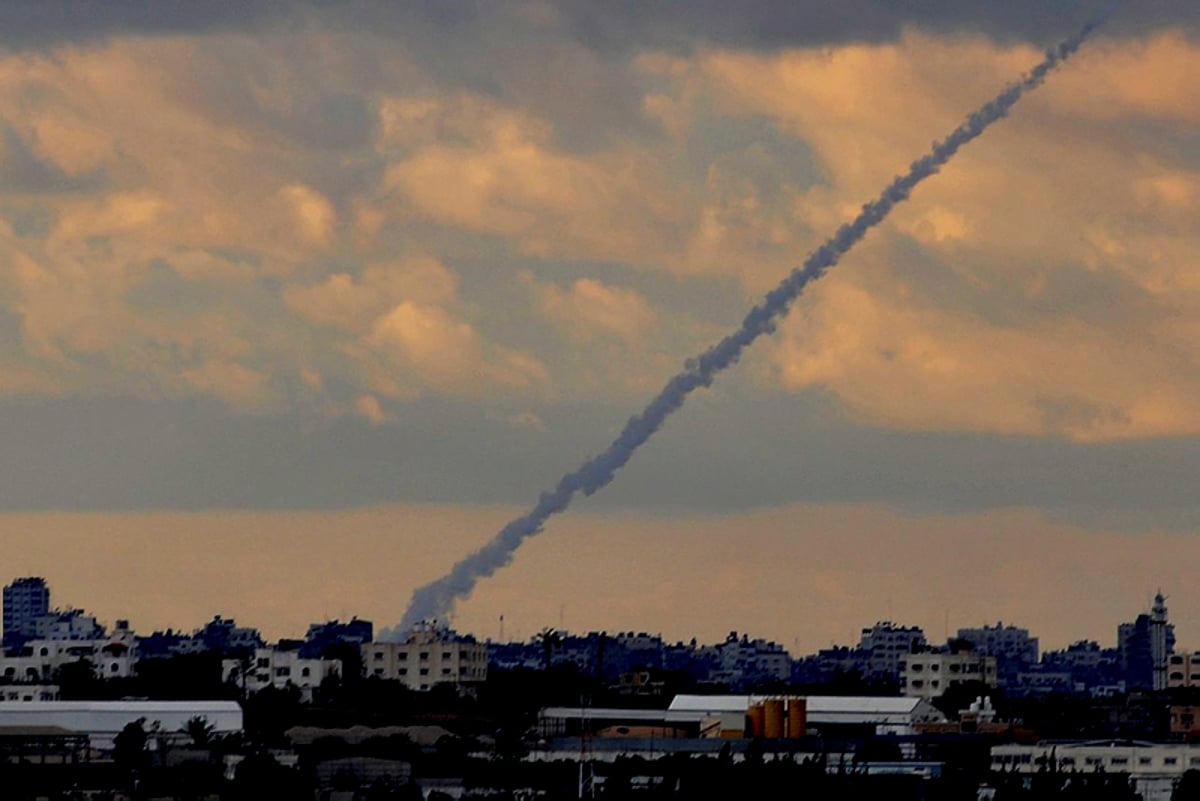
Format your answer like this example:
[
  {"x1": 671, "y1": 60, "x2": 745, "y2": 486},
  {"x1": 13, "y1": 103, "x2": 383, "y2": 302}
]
[{"x1": 1, "y1": 1, "x2": 1199, "y2": 654}]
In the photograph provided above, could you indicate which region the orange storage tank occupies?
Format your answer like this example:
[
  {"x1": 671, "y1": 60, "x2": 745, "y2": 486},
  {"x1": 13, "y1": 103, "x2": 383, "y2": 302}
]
[
  {"x1": 746, "y1": 703, "x2": 766, "y2": 737},
  {"x1": 764, "y1": 698, "x2": 785, "y2": 738},
  {"x1": 787, "y1": 697, "x2": 807, "y2": 738}
]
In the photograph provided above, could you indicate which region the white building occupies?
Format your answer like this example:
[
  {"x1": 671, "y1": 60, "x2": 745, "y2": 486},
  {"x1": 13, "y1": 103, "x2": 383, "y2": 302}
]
[
  {"x1": 1152, "y1": 592, "x2": 1170, "y2": 691},
  {"x1": 363, "y1": 626, "x2": 487, "y2": 691},
  {"x1": 0, "y1": 624, "x2": 138, "y2": 682},
  {"x1": 900, "y1": 651, "x2": 997, "y2": 700},
  {"x1": 991, "y1": 741, "x2": 1200, "y2": 801},
  {"x1": 222, "y1": 647, "x2": 340, "y2": 701}
]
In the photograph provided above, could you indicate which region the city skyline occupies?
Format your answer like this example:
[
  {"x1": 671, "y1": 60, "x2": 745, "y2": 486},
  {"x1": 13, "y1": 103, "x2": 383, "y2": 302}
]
[{"x1": 0, "y1": 2, "x2": 1197, "y2": 650}]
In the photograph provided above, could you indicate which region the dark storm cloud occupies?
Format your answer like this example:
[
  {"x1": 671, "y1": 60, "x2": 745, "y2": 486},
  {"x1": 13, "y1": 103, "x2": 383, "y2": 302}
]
[
  {"x1": 0, "y1": 392, "x2": 1196, "y2": 533},
  {"x1": 0, "y1": 1, "x2": 1192, "y2": 52}
]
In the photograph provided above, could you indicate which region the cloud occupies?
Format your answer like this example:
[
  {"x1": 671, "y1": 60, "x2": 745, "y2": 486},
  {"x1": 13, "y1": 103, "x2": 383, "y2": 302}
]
[
  {"x1": 643, "y1": 29, "x2": 1200, "y2": 439},
  {"x1": 365, "y1": 301, "x2": 548, "y2": 398},
  {"x1": 354, "y1": 394, "x2": 390, "y2": 425},
  {"x1": 529, "y1": 275, "x2": 657, "y2": 344},
  {"x1": 378, "y1": 93, "x2": 686, "y2": 264}
]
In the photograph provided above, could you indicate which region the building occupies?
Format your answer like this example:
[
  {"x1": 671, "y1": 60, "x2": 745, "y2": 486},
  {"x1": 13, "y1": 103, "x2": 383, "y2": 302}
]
[
  {"x1": 198, "y1": 616, "x2": 264, "y2": 656},
  {"x1": 1152, "y1": 592, "x2": 1170, "y2": 691},
  {"x1": 3, "y1": 577, "x2": 50, "y2": 650},
  {"x1": 698, "y1": 632, "x2": 791, "y2": 689},
  {"x1": 362, "y1": 625, "x2": 487, "y2": 691},
  {"x1": 1167, "y1": 652, "x2": 1200, "y2": 689},
  {"x1": 222, "y1": 646, "x2": 340, "y2": 701},
  {"x1": 0, "y1": 632, "x2": 138, "y2": 683},
  {"x1": 955, "y1": 622, "x2": 1037, "y2": 685},
  {"x1": 991, "y1": 740, "x2": 1200, "y2": 801},
  {"x1": 33, "y1": 609, "x2": 105, "y2": 641},
  {"x1": 302, "y1": 618, "x2": 373, "y2": 658},
  {"x1": 667, "y1": 694, "x2": 945, "y2": 738},
  {"x1": 856, "y1": 621, "x2": 926, "y2": 681},
  {"x1": 899, "y1": 650, "x2": 997, "y2": 700},
  {"x1": 1118, "y1": 594, "x2": 1175, "y2": 691},
  {"x1": 0, "y1": 700, "x2": 243, "y2": 750}
]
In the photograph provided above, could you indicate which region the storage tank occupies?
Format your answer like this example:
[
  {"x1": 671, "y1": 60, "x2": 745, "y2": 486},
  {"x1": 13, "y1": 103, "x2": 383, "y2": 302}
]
[
  {"x1": 763, "y1": 698, "x2": 785, "y2": 738},
  {"x1": 787, "y1": 697, "x2": 807, "y2": 738},
  {"x1": 746, "y1": 703, "x2": 766, "y2": 737}
]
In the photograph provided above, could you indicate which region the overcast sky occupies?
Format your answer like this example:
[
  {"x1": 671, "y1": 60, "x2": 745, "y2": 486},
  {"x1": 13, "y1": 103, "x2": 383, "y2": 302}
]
[{"x1": 1, "y1": 1, "x2": 1197, "y2": 651}]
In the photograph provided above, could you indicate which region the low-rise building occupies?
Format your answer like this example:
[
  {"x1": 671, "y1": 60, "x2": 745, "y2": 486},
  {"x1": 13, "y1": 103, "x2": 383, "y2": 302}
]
[
  {"x1": 363, "y1": 626, "x2": 487, "y2": 691},
  {"x1": 991, "y1": 741, "x2": 1200, "y2": 801}
]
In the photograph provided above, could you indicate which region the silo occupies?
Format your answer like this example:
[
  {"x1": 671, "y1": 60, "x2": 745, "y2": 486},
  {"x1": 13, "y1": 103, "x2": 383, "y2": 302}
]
[
  {"x1": 763, "y1": 698, "x2": 785, "y2": 738},
  {"x1": 787, "y1": 697, "x2": 807, "y2": 738},
  {"x1": 746, "y1": 703, "x2": 766, "y2": 737}
]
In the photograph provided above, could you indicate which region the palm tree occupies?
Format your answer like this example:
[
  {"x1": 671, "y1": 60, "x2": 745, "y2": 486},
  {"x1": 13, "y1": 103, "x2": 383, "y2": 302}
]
[
  {"x1": 535, "y1": 628, "x2": 562, "y2": 670},
  {"x1": 182, "y1": 715, "x2": 215, "y2": 748}
]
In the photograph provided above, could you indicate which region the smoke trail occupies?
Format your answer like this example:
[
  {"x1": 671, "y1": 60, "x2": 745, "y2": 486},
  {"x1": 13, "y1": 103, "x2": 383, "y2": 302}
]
[{"x1": 399, "y1": 6, "x2": 1116, "y2": 632}]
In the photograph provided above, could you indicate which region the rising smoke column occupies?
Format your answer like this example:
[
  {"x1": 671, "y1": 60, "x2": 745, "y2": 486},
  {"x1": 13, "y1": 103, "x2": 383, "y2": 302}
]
[{"x1": 399, "y1": 6, "x2": 1117, "y2": 631}]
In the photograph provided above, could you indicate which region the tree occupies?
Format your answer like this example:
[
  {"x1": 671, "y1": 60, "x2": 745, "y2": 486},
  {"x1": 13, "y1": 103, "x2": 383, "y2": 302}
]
[
  {"x1": 182, "y1": 715, "x2": 216, "y2": 748},
  {"x1": 113, "y1": 717, "x2": 149, "y2": 775},
  {"x1": 535, "y1": 628, "x2": 562, "y2": 670},
  {"x1": 1174, "y1": 769, "x2": 1200, "y2": 800}
]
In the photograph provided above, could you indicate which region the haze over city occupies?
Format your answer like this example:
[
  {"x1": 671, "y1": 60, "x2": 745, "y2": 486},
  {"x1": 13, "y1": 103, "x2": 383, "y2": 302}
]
[{"x1": 0, "y1": 1, "x2": 1198, "y2": 653}]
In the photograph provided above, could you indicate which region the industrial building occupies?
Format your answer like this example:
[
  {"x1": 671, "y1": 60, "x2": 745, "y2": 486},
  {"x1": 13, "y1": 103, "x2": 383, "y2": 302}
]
[{"x1": 0, "y1": 700, "x2": 243, "y2": 750}]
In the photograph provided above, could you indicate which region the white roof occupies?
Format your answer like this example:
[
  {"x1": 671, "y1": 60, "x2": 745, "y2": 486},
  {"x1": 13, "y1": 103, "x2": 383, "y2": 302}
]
[
  {"x1": 668, "y1": 695, "x2": 936, "y2": 723},
  {"x1": 0, "y1": 700, "x2": 244, "y2": 740}
]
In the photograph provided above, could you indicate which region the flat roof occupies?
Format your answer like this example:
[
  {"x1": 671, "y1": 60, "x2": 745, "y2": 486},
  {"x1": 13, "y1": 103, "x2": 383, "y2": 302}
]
[{"x1": 668, "y1": 695, "x2": 923, "y2": 715}]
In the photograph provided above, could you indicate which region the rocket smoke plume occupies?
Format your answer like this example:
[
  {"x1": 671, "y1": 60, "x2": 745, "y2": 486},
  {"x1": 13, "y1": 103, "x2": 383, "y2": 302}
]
[{"x1": 398, "y1": 6, "x2": 1117, "y2": 632}]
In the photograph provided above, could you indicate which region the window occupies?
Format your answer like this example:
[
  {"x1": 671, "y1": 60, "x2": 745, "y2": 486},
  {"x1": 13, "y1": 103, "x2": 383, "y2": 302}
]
[
  {"x1": 301, "y1": 667, "x2": 311, "y2": 678},
  {"x1": 110, "y1": 663, "x2": 119, "y2": 673},
  {"x1": 399, "y1": 668, "x2": 408, "y2": 675},
  {"x1": 1165, "y1": 757, "x2": 1178, "y2": 766},
  {"x1": 1172, "y1": 672, "x2": 1185, "y2": 681},
  {"x1": 912, "y1": 664, "x2": 923, "y2": 673},
  {"x1": 912, "y1": 680, "x2": 924, "y2": 688},
  {"x1": 373, "y1": 668, "x2": 384, "y2": 676},
  {"x1": 419, "y1": 652, "x2": 429, "y2": 661},
  {"x1": 1139, "y1": 757, "x2": 1152, "y2": 765},
  {"x1": 257, "y1": 658, "x2": 270, "y2": 668},
  {"x1": 419, "y1": 668, "x2": 429, "y2": 676},
  {"x1": 931, "y1": 680, "x2": 939, "y2": 688},
  {"x1": 374, "y1": 652, "x2": 383, "y2": 661},
  {"x1": 442, "y1": 668, "x2": 452, "y2": 675},
  {"x1": 931, "y1": 664, "x2": 940, "y2": 672},
  {"x1": 1061, "y1": 758, "x2": 1076, "y2": 766},
  {"x1": 275, "y1": 667, "x2": 290, "y2": 677},
  {"x1": 398, "y1": 652, "x2": 407, "y2": 660},
  {"x1": 949, "y1": 664, "x2": 961, "y2": 673},
  {"x1": 442, "y1": 652, "x2": 451, "y2": 659},
  {"x1": 1111, "y1": 757, "x2": 1128, "y2": 766}
]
